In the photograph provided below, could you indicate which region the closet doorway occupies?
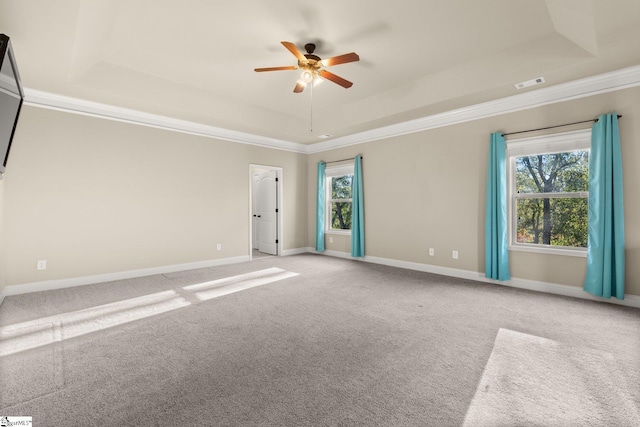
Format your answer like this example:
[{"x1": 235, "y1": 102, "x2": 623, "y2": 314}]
[{"x1": 249, "y1": 165, "x2": 283, "y2": 259}]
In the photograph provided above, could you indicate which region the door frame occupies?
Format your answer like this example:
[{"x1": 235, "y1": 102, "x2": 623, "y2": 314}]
[{"x1": 249, "y1": 164, "x2": 283, "y2": 259}]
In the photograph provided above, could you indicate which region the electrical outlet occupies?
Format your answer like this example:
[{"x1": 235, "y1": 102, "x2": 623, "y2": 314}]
[
  {"x1": 216, "y1": 243, "x2": 222, "y2": 251},
  {"x1": 428, "y1": 248, "x2": 435, "y2": 256},
  {"x1": 452, "y1": 250, "x2": 459, "y2": 259},
  {"x1": 37, "y1": 260, "x2": 47, "y2": 270},
  {"x1": 329, "y1": 237, "x2": 333, "y2": 243}
]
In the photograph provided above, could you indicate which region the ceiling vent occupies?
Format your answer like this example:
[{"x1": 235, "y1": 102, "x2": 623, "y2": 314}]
[{"x1": 515, "y1": 76, "x2": 545, "y2": 90}]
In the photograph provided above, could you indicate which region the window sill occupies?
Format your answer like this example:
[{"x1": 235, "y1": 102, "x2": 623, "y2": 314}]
[
  {"x1": 325, "y1": 230, "x2": 351, "y2": 236},
  {"x1": 509, "y1": 244, "x2": 587, "y2": 258}
]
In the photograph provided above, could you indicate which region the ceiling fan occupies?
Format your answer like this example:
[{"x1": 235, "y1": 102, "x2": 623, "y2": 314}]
[{"x1": 255, "y1": 41, "x2": 359, "y2": 93}]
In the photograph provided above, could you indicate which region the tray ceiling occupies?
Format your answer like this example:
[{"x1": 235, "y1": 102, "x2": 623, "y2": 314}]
[{"x1": 3, "y1": 0, "x2": 640, "y2": 144}]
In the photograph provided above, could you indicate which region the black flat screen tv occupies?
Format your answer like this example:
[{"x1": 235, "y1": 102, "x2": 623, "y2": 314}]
[{"x1": 0, "y1": 34, "x2": 24, "y2": 176}]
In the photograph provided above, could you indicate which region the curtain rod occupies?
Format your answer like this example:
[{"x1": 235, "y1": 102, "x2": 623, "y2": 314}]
[
  {"x1": 502, "y1": 114, "x2": 622, "y2": 137},
  {"x1": 322, "y1": 156, "x2": 363, "y2": 164}
]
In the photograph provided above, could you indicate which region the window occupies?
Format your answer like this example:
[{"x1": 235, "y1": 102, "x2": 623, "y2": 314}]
[
  {"x1": 507, "y1": 130, "x2": 590, "y2": 256},
  {"x1": 325, "y1": 164, "x2": 354, "y2": 234}
]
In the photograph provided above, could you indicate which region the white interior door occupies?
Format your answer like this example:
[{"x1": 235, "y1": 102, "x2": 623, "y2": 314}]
[
  {"x1": 257, "y1": 171, "x2": 278, "y2": 255},
  {"x1": 252, "y1": 173, "x2": 260, "y2": 250}
]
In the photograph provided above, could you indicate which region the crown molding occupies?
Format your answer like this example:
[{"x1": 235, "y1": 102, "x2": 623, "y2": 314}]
[
  {"x1": 307, "y1": 64, "x2": 640, "y2": 153},
  {"x1": 22, "y1": 64, "x2": 640, "y2": 155},
  {"x1": 23, "y1": 89, "x2": 309, "y2": 154}
]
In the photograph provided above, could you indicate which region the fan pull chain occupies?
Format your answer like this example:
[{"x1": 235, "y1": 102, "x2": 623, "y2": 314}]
[{"x1": 310, "y1": 79, "x2": 314, "y2": 133}]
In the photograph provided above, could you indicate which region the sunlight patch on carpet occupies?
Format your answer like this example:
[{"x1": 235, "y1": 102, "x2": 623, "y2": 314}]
[
  {"x1": 463, "y1": 328, "x2": 640, "y2": 426},
  {"x1": 182, "y1": 267, "x2": 299, "y2": 301},
  {"x1": 0, "y1": 290, "x2": 191, "y2": 357},
  {"x1": 0, "y1": 268, "x2": 299, "y2": 357}
]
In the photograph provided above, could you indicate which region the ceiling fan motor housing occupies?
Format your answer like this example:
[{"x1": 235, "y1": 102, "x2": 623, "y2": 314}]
[{"x1": 302, "y1": 44, "x2": 321, "y2": 68}]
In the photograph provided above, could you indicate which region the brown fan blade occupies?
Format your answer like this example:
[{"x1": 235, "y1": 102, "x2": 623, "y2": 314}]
[
  {"x1": 293, "y1": 81, "x2": 305, "y2": 93},
  {"x1": 281, "y1": 41, "x2": 307, "y2": 63},
  {"x1": 321, "y1": 52, "x2": 360, "y2": 67},
  {"x1": 254, "y1": 65, "x2": 298, "y2": 72},
  {"x1": 318, "y1": 70, "x2": 353, "y2": 88}
]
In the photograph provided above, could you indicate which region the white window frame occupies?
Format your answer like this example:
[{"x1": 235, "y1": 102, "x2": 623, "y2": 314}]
[
  {"x1": 325, "y1": 164, "x2": 354, "y2": 235},
  {"x1": 506, "y1": 129, "x2": 591, "y2": 257}
]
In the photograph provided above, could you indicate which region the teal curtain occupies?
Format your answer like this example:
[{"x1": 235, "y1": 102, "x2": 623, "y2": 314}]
[
  {"x1": 351, "y1": 155, "x2": 365, "y2": 257},
  {"x1": 584, "y1": 113, "x2": 625, "y2": 299},
  {"x1": 315, "y1": 162, "x2": 326, "y2": 252},
  {"x1": 485, "y1": 132, "x2": 510, "y2": 280}
]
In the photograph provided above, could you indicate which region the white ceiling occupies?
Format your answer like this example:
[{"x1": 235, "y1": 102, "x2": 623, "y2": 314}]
[{"x1": 2, "y1": 0, "x2": 640, "y2": 144}]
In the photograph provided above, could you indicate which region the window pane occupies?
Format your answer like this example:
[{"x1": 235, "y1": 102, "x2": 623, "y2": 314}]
[
  {"x1": 516, "y1": 197, "x2": 588, "y2": 247},
  {"x1": 332, "y1": 175, "x2": 352, "y2": 200},
  {"x1": 515, "y1": 151, "x2": 589, "y2": 194},
  {"x1": 331, "y1": 201, "x2": 352, "y2": 230}
]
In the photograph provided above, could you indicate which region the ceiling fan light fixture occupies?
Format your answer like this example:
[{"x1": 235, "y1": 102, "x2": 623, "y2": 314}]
[{"x1": 300, "y1": 70, "x2": 314, "y2": 83}]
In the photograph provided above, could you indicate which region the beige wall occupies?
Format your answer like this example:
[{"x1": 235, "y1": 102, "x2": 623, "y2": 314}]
[
  {"x1": 3, "y1": 85, "x2": 639, "y2": 298},
  {"x1": 3, "y1": 106, "x2": 307, "y2": 286},
  {"x1": 308, "y1": 86, "x2": 640, "y2": 297}
]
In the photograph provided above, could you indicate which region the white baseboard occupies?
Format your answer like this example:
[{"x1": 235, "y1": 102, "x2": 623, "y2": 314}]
[
  {"x1": 1, "y1": 249, "x2": 638, "y2": 309},
  {"x1": 1, "y1": 255, "x2": 250, "y2": 298},
  {"x1": 281, "y1": 247, "x2": 311, "y2": 256},
  {"x1": 309, "y1": 249, "x2": 640, "y2": 309}
]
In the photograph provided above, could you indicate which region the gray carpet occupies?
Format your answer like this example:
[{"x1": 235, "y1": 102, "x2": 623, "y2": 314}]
[
  {"x1": 463, "y1": 328, "x2": 640, "y2": 426},
  {"x1": 252, "y1": 249, "x2": 275, "y2": 260},
  {"x1": 0, "y1": 254, "x2": 638, "y2": 426}
]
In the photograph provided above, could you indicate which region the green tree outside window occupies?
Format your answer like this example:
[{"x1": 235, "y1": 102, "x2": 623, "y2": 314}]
[
  {"x1": 515, "y1": 151, "x2": 589, "y2": 247},
  {"x1": 330, "y1": 175, "x2": 352, "y2": 230}
]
